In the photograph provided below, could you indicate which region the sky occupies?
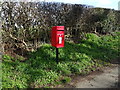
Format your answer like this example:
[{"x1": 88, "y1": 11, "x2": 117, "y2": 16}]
[
  {"x1": 46, "y1": 0, "x2": 119, "y2": 10},
  {"x1": 0, "y1": 0, "x2": 119, "y2": 10}
]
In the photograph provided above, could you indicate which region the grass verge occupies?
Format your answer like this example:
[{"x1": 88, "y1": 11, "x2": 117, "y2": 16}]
[{"x1": 2, "y1": 32, "x2": 120, "y2": 88}]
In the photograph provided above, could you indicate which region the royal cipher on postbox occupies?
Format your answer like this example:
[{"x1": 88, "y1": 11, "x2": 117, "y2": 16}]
[{"x1": 51, "y1": 26, "x2": 64, "y2": 48}]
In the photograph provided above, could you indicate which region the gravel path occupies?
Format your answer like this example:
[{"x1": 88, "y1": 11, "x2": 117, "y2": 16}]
[{"x1": 75, "y1": 65, "x2": 119, "y2": 88}]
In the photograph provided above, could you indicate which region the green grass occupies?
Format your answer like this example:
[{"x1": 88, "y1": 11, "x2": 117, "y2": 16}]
[{"x1": 2, "y1": 32, "x2": 120, "y2": 88}]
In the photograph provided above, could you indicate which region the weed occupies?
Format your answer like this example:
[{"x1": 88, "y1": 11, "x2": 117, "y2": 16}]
[{"x1": 60, "y1": 77, "x2": 71, "y2": 84}]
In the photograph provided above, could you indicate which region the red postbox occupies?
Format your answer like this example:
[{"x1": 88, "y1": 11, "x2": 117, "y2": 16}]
[{"x1": 51, "y1": 26, "x2": 64, "y2": 48}]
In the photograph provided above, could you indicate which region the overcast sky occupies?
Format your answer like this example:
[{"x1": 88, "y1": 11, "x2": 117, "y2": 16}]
[{"x1": 1, "y1": 0, "x2": 119, "y2": 10}]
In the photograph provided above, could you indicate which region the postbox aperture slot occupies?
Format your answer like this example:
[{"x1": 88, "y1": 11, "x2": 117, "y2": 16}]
[{"x1": 57, "y1": 30, "x2": 64, "y2": 31}]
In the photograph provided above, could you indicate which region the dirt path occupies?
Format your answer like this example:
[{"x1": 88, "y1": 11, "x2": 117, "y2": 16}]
[
  {"x1": 75, "y1": 64, "x2": 119, "y2": 88},
  {"x1": 62, "y1": 64, "x2": 119, "y2": 88}
]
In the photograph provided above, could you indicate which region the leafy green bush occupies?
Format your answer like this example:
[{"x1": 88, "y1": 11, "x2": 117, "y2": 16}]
[
  {"x1": 60, "y1": 77, "x2": 71, "y2": 84},
  {"x1": 85, "y1": 33, "x2": 100, "y2": 42}
]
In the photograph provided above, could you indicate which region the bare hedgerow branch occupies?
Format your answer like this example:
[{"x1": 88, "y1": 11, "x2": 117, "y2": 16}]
[{"x1": 1, "y1": 2, "x2": 119, "y2": 53}]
